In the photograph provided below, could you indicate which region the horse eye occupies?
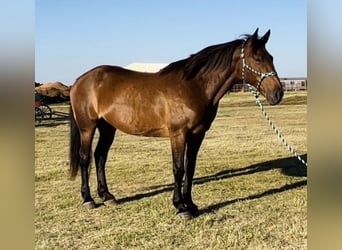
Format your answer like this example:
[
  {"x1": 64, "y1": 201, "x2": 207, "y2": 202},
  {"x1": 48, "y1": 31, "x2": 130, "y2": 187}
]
[{"x1": 254, "y1": 57, "x2": 262, "y2": 64}]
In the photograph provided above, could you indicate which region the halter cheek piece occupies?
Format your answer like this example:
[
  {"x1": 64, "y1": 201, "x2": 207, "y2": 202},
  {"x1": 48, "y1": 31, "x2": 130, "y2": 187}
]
[{"x1": 240, "y1": 45, "x2": 277, "y2": 95}]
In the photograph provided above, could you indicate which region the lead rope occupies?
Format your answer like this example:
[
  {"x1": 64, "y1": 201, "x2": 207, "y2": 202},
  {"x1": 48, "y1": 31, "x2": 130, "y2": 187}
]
[
  {"x1": 240, "y1": 44, "x2": 307, "y2": 167},
  {"x1": 245, "y1": 83, "x2": 307, "y2": 167}
]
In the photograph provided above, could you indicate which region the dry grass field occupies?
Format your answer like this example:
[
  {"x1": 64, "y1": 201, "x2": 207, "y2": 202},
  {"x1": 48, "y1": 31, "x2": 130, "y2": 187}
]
[{"x1": 35, "y1": 91, "x2": 307, "y2": 249}]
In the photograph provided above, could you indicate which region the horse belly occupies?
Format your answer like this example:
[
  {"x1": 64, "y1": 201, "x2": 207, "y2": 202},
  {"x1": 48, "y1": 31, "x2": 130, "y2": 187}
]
[{"x1": 103, "y1": 103, "x2": 169, "y2": 137}]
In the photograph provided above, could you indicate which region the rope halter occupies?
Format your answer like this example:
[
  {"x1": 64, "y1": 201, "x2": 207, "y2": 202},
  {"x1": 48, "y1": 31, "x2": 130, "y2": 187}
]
[
  {"x1": 240, "y1": 44, "x2": 307, "y2": 167},
  {"x1": 240, "y1": 45, "x2": 277, "y2": 96}
]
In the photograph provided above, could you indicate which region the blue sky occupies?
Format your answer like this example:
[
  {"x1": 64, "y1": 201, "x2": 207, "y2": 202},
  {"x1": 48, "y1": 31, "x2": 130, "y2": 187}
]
[{"x1": 35, "y1": 0, "x2": 307, "y2": 85}]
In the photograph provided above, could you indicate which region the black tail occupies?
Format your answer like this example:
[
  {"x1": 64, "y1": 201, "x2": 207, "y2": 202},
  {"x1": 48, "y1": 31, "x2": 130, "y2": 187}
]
[{"x1": 69, "y1": 105, "x2": 80, "y2": 180}]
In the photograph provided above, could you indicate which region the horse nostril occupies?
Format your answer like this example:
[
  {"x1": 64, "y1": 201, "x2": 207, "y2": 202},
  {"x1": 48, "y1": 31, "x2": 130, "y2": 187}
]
[
  {"x1": 276, "y1": 88, "x2": 283, "y2": 101},
  {"x1": 267, "y1": 88, "x2": 284, "y2": 105}
]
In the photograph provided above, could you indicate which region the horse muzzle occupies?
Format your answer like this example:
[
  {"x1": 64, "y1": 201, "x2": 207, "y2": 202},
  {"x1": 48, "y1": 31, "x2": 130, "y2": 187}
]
[{"x1": 266, "y1": 88, "x2": 283, "y2": 105}]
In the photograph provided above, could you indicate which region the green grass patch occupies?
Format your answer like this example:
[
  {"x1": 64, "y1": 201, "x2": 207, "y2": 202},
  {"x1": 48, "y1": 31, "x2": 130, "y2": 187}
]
[{"x1": 35, "y1": 91, "x2": 307, "y2": 249}]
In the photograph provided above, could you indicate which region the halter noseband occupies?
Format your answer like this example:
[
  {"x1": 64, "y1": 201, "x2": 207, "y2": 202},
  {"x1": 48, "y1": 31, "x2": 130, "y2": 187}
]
[{"x1": 240, "y1": 44, "x2": 277, "y2": 95}]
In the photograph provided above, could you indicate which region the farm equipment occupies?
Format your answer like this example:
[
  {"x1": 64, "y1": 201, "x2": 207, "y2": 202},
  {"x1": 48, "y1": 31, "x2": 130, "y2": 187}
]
[
  {"x1": 35, "y1": 93, "x2": 53, "y2": 122},
  {"x1": 35, "y1": 93, "x2": 69, "y2": 123}
]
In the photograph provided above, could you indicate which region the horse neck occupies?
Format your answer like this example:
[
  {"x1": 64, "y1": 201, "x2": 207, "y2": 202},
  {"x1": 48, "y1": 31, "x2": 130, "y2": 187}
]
[
  {"x1": 199, "y1": 49, "x2": 241, "y2": 105},
  {"x1": 199, "y1": 68, "x2": 239, "y2": 106}
]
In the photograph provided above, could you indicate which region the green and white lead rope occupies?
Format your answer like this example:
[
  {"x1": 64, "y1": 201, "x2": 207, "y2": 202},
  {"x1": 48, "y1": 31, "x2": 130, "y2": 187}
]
[
  {"x1": 240, "y1": 43, "x2": 307, "y2": 167},
  {"x1": 245, "y1": 83, "x2": 307, "y2": 167}
]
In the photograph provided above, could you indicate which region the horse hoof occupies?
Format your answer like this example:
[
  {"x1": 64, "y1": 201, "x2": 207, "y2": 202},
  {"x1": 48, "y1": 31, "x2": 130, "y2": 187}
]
[
  {"x1": 104, "y1": 199, "x2": 118, "y2": 206},
  {"x1": 83, "y1": 201, "x2": 96, "y2": 209},
  {"x1": 177, "y1": 211, "x2": 193, "y2": 220},
  {"x1": 191, "y1": 209, "x2": 200, "y2": 217}
]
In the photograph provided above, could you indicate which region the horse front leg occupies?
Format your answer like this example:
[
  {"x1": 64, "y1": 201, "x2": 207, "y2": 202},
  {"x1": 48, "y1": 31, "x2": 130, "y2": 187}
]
[
  {"x1": 183, "y1": 131, "x2": 206, "y2": 217},
  {"x1": 170, "y1": 130, "x2": 192, "y2": 219}
]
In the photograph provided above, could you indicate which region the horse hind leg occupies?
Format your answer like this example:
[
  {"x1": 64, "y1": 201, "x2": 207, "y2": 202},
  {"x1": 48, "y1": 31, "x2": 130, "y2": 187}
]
[
  {"x1": 94, "y1": 119, "x2": 117, "y2": 206},
  {"x1": 79, "y1": 125, "x2": 97, "y2": 209}
]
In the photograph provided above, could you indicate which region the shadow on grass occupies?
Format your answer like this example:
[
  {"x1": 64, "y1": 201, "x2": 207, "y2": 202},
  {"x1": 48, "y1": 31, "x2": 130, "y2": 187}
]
[
  {"x1": 199, "y1": 179, "x2": 306, "y2": 215},
  {"x1": 116, "y1": 154, "x2": 307, "y2": 206},
  {"x1": 35, "y1": 116, "x2": 70, "y2": 128}
]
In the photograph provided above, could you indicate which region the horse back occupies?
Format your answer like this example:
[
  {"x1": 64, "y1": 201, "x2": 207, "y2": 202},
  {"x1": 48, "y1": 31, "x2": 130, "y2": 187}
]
[
  {"x1": 70, "y1": 65, "x2": 212, "y2": 137},
  {"x1": 71, "y1": 65, "x2": 172, "y2": 136}
]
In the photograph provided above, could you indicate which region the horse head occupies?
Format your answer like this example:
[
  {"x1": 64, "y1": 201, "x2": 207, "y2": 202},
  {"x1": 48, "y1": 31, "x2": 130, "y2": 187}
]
[{"x1": 240, "y1": 28, "x2": 283, "y2": 105}]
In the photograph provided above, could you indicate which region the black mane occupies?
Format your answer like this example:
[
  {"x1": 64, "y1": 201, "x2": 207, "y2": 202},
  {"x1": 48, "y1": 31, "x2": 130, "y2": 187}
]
[{"x1": 159, "y1": 38, "x2": 246, "y2": 80}]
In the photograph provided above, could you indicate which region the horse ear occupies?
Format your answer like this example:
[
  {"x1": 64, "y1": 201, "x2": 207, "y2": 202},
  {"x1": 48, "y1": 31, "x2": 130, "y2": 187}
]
[
  {"x1": 246, "y1": 28, "x2": 261, "y2": 52},
  {"x1": 253, "y1": 28, "x2": 259, "y2": 37},
  {"x1": 251, "y1": 28, "x2": 259, "y2": 41},
  {"x1": 260, "y1": 29, "x2": 271, "y2": 44}
]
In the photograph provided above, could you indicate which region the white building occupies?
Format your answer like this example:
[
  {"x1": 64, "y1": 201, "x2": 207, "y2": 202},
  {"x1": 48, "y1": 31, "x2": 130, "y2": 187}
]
[
  {"x1": 125, "y1": 63, "x2": 167, "y2": 73},
  {"x1": 280, "y1": 77, "x2": 307, "y2": 91}
]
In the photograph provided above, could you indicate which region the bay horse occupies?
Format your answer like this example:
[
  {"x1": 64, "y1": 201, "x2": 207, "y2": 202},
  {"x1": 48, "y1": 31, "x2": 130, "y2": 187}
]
[{"x1": 69, "y1": 28, "x2": 283, "y2": 219}]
